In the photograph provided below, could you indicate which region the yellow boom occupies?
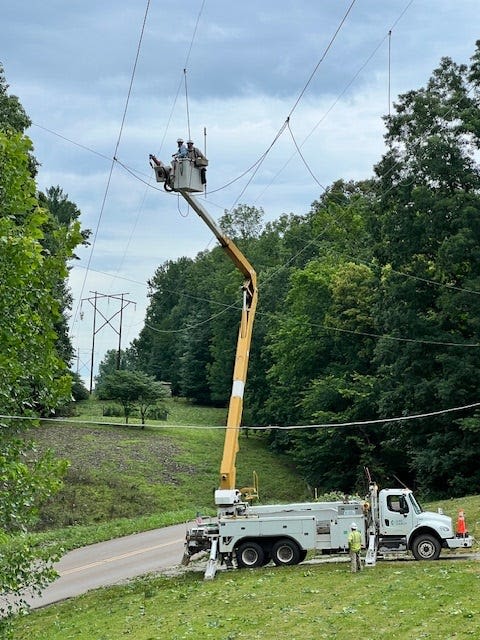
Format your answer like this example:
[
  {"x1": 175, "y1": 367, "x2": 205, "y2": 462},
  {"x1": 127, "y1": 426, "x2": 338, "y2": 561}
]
[{"x1": 179, "y1": 192, "x2": 258, "y2": 494}]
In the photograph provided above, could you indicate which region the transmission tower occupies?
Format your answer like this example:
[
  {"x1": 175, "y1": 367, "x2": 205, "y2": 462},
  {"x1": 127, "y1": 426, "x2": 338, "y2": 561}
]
[{"x1": 81, "y1": 291, "x2": 136, "y2": 393}]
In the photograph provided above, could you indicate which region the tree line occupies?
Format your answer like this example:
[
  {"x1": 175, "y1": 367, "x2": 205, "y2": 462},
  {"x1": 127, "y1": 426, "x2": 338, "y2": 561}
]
[
  {"x1": 0, "y1": 64, "x2": 88, "y2": 632},
  {"x1": 122, "y1": 43, "x2": 480, "y2": 499}
]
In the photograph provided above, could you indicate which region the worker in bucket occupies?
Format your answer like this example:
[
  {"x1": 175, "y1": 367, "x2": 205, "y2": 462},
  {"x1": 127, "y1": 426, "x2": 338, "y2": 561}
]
[
  {"x1": 173, "y1": 137, "x2": 188, "y2": 160},
  {"x1": 348, "y1": 522, "x2": 362, "y2": 573},
  {"x1": 149, "y1": 137, "x2": 187, "y2": 187},
  {"x1": 186, "y1": 139, "x2": 208, "y2": 184}
]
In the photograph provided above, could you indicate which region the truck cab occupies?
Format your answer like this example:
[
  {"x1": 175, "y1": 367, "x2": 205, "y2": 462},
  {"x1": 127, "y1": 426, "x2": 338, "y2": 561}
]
[{"x1": 376, "y1": 488, "x2": 473, "y2": 560}]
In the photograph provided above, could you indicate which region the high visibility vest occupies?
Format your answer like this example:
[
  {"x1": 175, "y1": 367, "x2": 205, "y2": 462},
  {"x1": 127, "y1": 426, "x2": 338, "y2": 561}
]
[{"x1": 348, "y1": 530, "x2": 362, "y2": 552}]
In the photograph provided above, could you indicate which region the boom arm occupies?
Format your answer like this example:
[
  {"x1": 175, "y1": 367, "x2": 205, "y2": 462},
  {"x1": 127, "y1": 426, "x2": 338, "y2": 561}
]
[{"x1": 179, "y1": 192, "x2": 258, "y2": 493}]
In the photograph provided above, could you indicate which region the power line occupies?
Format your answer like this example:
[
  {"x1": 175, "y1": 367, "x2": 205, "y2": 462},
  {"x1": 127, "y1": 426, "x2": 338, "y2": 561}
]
[
  {"x1": 70, "y1": 0, "x2": 151, "y2": 335},
  {"x1": 255, "y1": 401, "x2": 480, "y2": 431},
  {"x1": 287, "y1": 0, "x2": 357, "y2": 120},
  {"x1": 1, "y1": 399, "x2": 479, "y2": 430},
  {"x1": 81, "y1": 291, "x2": 136, "y2": 392}
]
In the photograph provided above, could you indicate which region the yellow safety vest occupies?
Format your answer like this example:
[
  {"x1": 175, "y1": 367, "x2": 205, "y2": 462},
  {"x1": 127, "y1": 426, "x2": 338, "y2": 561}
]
[{"x1": 348, "y1": 529, "x2": 362, "y2": 552}]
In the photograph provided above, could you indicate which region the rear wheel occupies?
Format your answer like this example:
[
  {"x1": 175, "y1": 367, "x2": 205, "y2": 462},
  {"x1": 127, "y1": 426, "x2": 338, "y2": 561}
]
[
  {"x1": 299, "y1": 549, "x2": 308, "y2": 562},
  {"x1": 411, "y1": 534, "x2": 441, "y2": 560},
  {"x1": 271, "y1": 539, "x2": 301, "y2": 566},
  {"x1": 236, "y1": 542, "x2": 265, "y2": 568}
]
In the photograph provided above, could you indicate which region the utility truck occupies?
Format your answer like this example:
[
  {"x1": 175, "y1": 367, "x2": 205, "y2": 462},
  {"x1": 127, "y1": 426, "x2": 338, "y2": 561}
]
[{"x1": 151, "y1": 154, "x2": 474, "y2": 579}]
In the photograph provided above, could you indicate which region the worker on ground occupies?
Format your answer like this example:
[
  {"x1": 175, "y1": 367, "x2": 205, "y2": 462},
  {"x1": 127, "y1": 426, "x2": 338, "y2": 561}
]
[
  {"x1": 348, "y1": 522, "x2": 362, "y2": 573},
  {"x1": 186, "y1": 139, "x2": 208, "y2": 184}
]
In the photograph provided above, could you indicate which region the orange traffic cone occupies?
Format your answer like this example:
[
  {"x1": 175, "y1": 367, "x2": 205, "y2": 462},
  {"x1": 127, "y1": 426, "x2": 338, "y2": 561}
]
[{"x1": 456, "y1": 510, "x2": 468, "y2": 537}]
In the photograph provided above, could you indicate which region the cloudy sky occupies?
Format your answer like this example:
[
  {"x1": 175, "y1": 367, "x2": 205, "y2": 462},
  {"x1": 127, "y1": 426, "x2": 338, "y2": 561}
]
[{"x1": 2, "y1": 0, "x2": 479, "y2": 384}]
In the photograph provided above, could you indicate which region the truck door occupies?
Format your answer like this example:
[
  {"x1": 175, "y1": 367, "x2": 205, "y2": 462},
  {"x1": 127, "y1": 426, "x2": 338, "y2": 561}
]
[{"x1": 379, "y1": 493, "x2": 414, "y2": 537}]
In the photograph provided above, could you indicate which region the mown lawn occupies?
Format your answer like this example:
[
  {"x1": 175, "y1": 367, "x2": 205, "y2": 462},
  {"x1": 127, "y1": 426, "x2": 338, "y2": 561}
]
[{"x1": 13, "y1": 558, "x2": 480, "y2": 639}]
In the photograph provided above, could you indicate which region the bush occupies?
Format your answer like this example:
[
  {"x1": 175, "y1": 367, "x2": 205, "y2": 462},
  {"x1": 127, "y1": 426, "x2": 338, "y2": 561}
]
[
  {"x1": 147, "y1": 405, "x2": 169, "y2": 421},
  {"x1": 102, "y1": 404, "x2": 125, "y2": 418}
]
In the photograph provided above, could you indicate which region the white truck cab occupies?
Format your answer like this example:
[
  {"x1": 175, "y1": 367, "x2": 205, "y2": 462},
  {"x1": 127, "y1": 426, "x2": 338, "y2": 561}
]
[{"x1": 375, "y1": 487, "x2": 473, "y2": 560}]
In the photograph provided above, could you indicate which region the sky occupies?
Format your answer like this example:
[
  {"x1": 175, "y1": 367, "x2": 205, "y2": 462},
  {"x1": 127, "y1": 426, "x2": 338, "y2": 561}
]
[{"x1": 2, "y1": 0, "x2": 479, "y2": 386}]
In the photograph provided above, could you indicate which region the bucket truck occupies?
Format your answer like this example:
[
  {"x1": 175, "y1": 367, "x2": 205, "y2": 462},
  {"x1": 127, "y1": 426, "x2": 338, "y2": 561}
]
[{"x1": 151, "y1": 155, "x2": 474, "y2": 579}]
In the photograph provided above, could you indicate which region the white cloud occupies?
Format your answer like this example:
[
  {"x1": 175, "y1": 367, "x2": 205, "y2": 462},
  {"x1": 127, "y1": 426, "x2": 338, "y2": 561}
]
[{"x1": 3, "y1": 0, "x2": 480, "y2": 381}]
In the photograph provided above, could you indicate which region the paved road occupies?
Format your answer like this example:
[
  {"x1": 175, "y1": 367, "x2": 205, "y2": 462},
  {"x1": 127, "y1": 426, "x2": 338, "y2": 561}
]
[
  {"x1": 25, "y1": 526, "x2": 479, "y2": 610},
  {"x1": 27, "y1": 523, "x2": 188, "y2": 609}
]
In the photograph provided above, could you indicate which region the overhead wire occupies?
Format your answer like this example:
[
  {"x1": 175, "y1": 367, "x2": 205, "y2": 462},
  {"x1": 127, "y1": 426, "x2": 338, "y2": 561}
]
[
  {"x1": 287, "y1": 0, "x2": 357, "y2": 121},
  {"x1": 2, "y1": 399, "x2": 480, "y2": 431},
  {"x1": 70, "y1": 0, "x2": 152, "y2": 334},
  {"x1": 82, "y1": 5, "x2": 480, "y2": 432},
  {"x1": 71, "y1": 0, "x2": 207, "y2": 355},
  {"x1": 209, "y1": 0, "x2": 358, "y2": 208},
  {"x1": 65, "y1": 264, "x2": 480, "y2": 348},
  {"x1": 30, "y1": 5, "x2": 480, "y2": 365}
]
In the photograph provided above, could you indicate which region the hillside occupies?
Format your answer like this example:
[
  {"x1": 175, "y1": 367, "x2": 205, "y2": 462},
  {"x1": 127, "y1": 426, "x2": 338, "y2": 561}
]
[{"x1": 27, "y1": 398, "x2": 309, "y2": 545}]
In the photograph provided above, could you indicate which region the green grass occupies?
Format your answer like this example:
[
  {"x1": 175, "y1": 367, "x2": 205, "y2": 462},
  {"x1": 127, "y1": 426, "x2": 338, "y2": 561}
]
[
  {"x1": 26, "y1": 398, "x2": 308, "y2": 551},
  {"x1": 14, "y1": 398, "x2": 480, "y2": 638},
  {"x1": 13, "y1": 559, "x2": 480, "y2": 639}
]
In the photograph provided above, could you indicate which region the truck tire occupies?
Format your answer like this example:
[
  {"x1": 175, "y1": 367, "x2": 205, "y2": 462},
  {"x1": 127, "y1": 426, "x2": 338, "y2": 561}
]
[
  {"x1": 236, "y1": 542, "x2": 265, "y2": 568},
  {"x1": 271, "y1": 539, "x2": 301, "y2": 566},
  {"x1": 411, "y1": 534, "x2": 441, "y2": 560}
]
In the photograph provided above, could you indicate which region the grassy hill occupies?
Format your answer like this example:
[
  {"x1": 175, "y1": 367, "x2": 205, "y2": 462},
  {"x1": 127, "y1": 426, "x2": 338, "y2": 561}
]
[
  {"x1": 14, "y1": 398, "x2": 480, "y2": 639},
  {"x1": 27, "y1": 397, "x2": 309, "y2": 551}
]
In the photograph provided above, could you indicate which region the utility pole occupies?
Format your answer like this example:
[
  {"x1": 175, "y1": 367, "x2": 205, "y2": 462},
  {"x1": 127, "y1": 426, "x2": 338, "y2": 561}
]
[{"x1": 81, "y1": 291, "x2": 136, "y2": 393}]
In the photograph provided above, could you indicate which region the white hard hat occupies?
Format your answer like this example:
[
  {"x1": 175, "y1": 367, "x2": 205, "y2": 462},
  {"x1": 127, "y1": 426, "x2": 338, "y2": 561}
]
[
  {"x1": 187, "y1": 139, "x2": 194, "y2": 144},
  {"x1": 350, "y1": 522, "x2": 357, "y2": 529},
  {"x1": 177, "y1": 138, "x2": 184, "y2": 143}
]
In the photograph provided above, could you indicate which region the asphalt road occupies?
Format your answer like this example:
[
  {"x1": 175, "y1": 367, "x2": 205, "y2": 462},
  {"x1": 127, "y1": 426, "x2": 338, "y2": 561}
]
[
  {"x1": 27, "y1": 523, "x2": 188, "y2": 609},
  {"x1": 24, "y1": 525, "x2": 479, "y2": 610}
]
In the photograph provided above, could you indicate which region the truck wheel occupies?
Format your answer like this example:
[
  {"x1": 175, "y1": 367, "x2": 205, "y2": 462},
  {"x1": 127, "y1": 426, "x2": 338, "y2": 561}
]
[
  {"x1": 411, "y1": 534, "x2": 441, "y2": 560},
  {"x1": 236, "y1": 542, "x2": 265, "y2": 568},
  {"x1": 271, "y1": 539, "x2": 301, "y2": 566}
]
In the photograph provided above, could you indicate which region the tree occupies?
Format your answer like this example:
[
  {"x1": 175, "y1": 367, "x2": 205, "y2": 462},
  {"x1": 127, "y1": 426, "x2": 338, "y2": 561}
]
[
  {"x1": 0, "y1": 441, "x2": 68, "y2": 627},
  {"x1": 39, "y1": 186, "x2": 91, "y2": 368},
  {"x1": 371, "y1": 45, "x2": 480, "y2": 495},
  {"x1": 0, "y1": 63, "x2": 31, "y2": 134},
  {"x1": 96, "y1": 369, "x2": 167, "y2": 426},
  {"x1": 70, "y1": 371, "x2": 89, "y2": 402},
  {"x1": 95, "y1": 348, "x2": 138, "y2": 385},
  {"x1": 0, "y1": 63, "x2": 83, "y2": 633},
  {"x1": 219, "y1": 204, "x2": 264, "y2": 240}
]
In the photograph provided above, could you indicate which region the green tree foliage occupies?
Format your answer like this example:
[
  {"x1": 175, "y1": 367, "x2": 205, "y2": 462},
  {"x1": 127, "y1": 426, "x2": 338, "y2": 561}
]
[
  {"x1": 0, "y1": 64, "x2": 30, "y2": 134},
  {"x1": 219, "y1": 203, "x2": 264, "y2": 240},
  {"x1": 371, "y1": 43, "x2": 480, "y2": 495},
  {"x1": 0, "y1": 131, "x2": 82, "y2": 415},
  {"x1": 70, "y1": 371, "x2": 89, "y2": 401},
  {"x1": 95, "y1": 369, "x2": 167, "y2": 426},
  {"x1": 0, "y1": 64, "x2": 83, "y2": 632},
  {"x1": 133, "y1": 43, "x2": 480, "y2": 499},
  {"x1": 38, "y1": 186, "x2": 91, "y2": 368},
  {"x1": 95, "y1": 347, "x2": 138, "y2": 383}
]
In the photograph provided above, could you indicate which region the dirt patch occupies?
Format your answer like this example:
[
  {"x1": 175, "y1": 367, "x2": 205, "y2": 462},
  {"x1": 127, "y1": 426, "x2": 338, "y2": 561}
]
[{"x1": 25, "y1": 423, "x2": 195, "y2": 484}]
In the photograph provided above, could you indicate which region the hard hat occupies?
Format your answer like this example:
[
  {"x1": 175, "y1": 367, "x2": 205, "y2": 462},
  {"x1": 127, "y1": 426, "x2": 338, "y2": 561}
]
[
  {"x1": 350, "y1": 522, "x2": 357, "y2": 529},
  {"x1": 177, "y1": 138, "x2": 184, "y2": 143},
  {"x1": 187, "y1": 139, "x2": 194, "y2": 144}
]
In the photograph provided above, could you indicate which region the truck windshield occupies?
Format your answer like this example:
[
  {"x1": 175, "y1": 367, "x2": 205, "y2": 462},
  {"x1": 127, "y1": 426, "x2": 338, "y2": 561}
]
[{"x1": 408, "y1": 493, "x2": 423, "y2": 514}]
